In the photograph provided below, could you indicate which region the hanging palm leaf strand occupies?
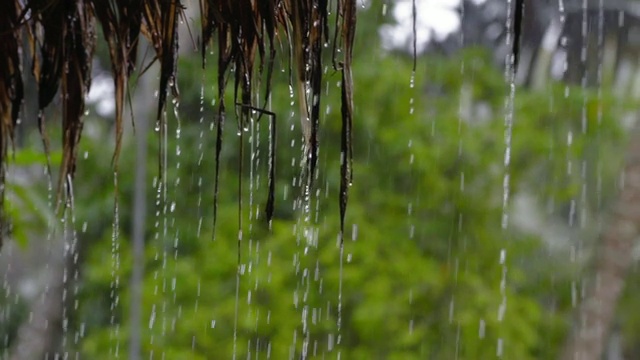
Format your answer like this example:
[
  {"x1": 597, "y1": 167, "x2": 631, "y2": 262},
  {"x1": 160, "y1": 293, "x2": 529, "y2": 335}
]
[
  {"x1": 256, "y1": 0, "x2": 281, "y2": 224},
  {"x1": 291, "y1": 0, "x2": 327, "y2": 189},
  {"x1": 256, "y1": 0, "x2": 279, "y2": 116},
  {"x1": 200, "y1": 0, "x2": 235, "y2": 235},
  {"x1": 512, "y1": 0, "x2": 524, "y2": 71},
  {"x1": 0, "y1": 0, "x2": 23, "y2": 244},
  {"x1": 335, "y1": 0, "x2": 356, "y2": 242},
  {"x1": 93, "y1": 0, "x2": 143, "y2": 170},
  {"x1": 140, "y1": 0, "x2": 181, "y2": 181}
]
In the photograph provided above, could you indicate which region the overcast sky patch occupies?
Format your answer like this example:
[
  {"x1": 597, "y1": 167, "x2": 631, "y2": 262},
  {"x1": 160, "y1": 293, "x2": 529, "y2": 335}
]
[{"x1": 380, "y1": 0, "x2": 487, "y2": 53}]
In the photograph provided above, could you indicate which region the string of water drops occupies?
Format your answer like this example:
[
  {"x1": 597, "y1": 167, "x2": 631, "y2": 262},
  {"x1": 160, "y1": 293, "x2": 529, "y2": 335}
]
[
  {"x1": 42, "y1": 134, "x2": 56, "y2": 356},
  {"x1": 110, "y1": 171, "x2": 122, "y2": 358},
  {"x1": 453, "y1": 3, "x2": 467, "y2": 349},
  {"x1": 496, "y1": 0, "x2": 519, "y2": 357},
  {"x1": 290, "y1": 76, "x2": 321, "y2": 359},
  {"x1": 148, "y1": 91, "x2": 168, "y2": 357},
  {"x1": 195, "y1": 77, "x2": 207, "y2": 239},
  {"x1": 159, "y1": 94, "x2": 170, "y2": 359},
  {"x1": 246, "y1": 103, "x2": 258, "y2": 356},
  {"x1": 62, "y1": 175, "x2": 82, "y2": 358},
  {"x1": 407, "y1": 11, "x2": 418, "y2": 343},
  {"x1": 191, "y1": 73, "x2": 208, "y2": 353},
  {"x1": 595, "y1": 0, "x2": 604, "y2": 210},
  {"x1": 169, "y1": 94, "x2": 183, "y2": 341},
  {"x1": 232, "y1": 121, "x2": 244, "y2": 360},
  {"x1": 76, "y1": 206, "x2": 85, "y2": 348},
  {"x1": 1, "y1": 173, "x2": 13, "y2": 356}
]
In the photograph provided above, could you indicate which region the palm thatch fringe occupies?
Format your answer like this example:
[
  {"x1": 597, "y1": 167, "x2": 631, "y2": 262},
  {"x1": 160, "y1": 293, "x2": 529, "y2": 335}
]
[{"x1": 0, "y1": 0, "x2": 358, "y2": 245}]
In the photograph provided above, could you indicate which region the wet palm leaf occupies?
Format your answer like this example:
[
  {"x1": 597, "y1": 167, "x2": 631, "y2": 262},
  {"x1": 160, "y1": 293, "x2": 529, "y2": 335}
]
[{"x1": 336, "y1": 0, "x2": 356, "y2": 241}]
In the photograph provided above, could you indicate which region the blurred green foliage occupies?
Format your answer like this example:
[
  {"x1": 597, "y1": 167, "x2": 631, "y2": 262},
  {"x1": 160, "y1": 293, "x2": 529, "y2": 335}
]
[{"x1": 69, "y1": 45, "x2": 631, "y2": 360}]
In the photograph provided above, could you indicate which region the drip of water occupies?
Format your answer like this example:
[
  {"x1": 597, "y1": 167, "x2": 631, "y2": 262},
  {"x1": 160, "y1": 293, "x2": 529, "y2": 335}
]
[
  {"x1": 110, "y1": 172, "x2": 121, "y2": 358},
  {"x1": 494, "y1": 1, "x2": 521, "y2": 355},
  {"x1": 61, "y1": 175, "x2": 81, "y2": 358}
]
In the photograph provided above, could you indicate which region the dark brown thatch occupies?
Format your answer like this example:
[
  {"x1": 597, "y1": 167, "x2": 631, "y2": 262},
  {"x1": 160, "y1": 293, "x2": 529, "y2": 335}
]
[
  {"x1": 0, "y1": 0, "x2": 358, "y2": 244},
  {"x1": 0, "y1": 0, "x2": 23, "y2": 247}
]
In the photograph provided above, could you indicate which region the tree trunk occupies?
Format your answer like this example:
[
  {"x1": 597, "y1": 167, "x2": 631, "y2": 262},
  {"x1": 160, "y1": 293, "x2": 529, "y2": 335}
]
[{"x1": 559, "y1": 124, "x2": 640, "y2": 360}]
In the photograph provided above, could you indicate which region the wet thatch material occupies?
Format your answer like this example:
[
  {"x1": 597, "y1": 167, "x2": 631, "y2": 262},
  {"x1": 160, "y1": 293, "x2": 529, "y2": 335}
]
[{"x1": 0, "y1": 0, "x2": 358, "y2": 245}]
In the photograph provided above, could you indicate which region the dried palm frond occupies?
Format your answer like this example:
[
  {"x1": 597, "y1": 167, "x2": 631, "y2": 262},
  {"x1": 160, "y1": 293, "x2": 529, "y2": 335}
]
[{"x1": 0, "y1": 0, "x2": 358, "y2": 246}]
